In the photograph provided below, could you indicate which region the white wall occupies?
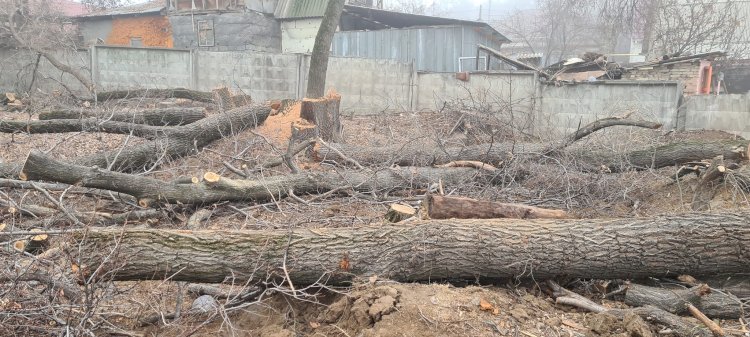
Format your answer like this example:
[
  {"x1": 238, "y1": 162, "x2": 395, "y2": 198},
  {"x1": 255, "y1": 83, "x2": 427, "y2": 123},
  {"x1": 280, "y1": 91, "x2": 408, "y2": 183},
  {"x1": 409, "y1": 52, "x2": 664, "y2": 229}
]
[{"x1": 280, "y1": 19, "x2": 321, "y2": 54}]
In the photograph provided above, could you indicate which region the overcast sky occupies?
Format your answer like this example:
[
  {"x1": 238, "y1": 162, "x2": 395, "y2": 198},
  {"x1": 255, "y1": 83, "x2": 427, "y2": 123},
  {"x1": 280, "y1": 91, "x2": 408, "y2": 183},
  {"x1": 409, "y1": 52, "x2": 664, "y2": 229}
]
[{"x1": 116, "y1": 0, "x2": 536, "y2": 20}]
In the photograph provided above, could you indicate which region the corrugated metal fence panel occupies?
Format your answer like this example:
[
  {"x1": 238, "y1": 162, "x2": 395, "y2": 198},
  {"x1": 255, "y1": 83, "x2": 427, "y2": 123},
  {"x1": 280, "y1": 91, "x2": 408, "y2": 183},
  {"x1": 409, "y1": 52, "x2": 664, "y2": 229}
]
[{"x1": 333, "y1": 25, "x2": 491, "y2": 72}]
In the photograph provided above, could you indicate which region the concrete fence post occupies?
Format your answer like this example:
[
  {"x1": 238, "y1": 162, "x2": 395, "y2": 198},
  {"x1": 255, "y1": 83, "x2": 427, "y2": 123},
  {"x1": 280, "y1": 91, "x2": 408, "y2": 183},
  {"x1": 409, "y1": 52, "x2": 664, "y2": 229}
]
[
  {"x1": 90, "y1": 45, "x2": 99, "y2": 89},
  {"x1": 190, "y1": 49, "x2": 198, "y2": 90}
]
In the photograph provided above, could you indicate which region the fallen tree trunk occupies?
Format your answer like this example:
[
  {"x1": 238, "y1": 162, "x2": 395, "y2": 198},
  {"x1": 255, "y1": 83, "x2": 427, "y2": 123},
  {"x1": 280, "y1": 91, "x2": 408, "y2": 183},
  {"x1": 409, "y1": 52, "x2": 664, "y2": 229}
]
[
  {"x1": 316, "y1": 140, "x2": 750, "y2": 172},
  {"x1": 0, "y1": 117, "x2": 170, "y2": 139},
  {"x1": 38, "y1": 107, "x2": 206, "y2": 126},
  {"x1": 425, "y1": 195, "x2": 569, "y2": 219},
  {"x1": 314, "y1": 141, "x2": 540, "y2": 167},
  {"x1": 0, "y1": 104, "x2": 270, "y2": 178},
  {"x1": 624, "y1": 283, "x2": 743, "y2": 319},
  {"x1": 21, "y1": 151, "x2": 486, "y2": 206},
  {"x1": 96, "y1": 88, "x2": 215, "y2": 103},
  {"x1": 71, "y1": 212, "x2": 750, "y2": 284}
]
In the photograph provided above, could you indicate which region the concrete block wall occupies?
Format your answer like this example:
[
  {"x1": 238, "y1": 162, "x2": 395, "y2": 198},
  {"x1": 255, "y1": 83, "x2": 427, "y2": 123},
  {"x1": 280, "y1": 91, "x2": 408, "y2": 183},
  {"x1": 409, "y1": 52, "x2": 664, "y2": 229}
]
[
  {"x1": 684, "y1": 94, "x2": 750, "y2": 138},
  {"x1": 415, "y1": 71, "x2": 538, "y2": 112},
  {"x1": 194, "y1": 50, "x2": 300, "y2": 101},
  {"x1": 94, "y1": 46, "x2": 191, "y2": 89},
  {"x1": 538, "y1": 81, "x2": 682, "y2": 137},
  {"x1": 325, "y1": 57, "x2": 414, "y2": 114}
]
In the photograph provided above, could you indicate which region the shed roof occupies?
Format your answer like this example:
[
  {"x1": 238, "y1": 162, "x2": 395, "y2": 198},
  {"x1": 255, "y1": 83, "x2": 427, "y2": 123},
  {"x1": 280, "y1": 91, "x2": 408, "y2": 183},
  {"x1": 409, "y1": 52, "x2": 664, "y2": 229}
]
[
  {"x1": 76, "y1": 0, "x2": 164, "y2": 19},
  {"x1": 275, "y1": 0, "x2": 330, "y2": 19},
  {"x1": 275, "y1": 1, "x2": 509, "y2": 43}
]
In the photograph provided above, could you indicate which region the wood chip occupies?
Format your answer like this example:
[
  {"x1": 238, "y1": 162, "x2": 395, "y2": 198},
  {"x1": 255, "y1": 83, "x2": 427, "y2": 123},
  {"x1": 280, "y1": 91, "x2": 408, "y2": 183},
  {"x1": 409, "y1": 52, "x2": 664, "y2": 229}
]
[{"x1": 561, "y1": 319, "x2": 585, "y2": 330}]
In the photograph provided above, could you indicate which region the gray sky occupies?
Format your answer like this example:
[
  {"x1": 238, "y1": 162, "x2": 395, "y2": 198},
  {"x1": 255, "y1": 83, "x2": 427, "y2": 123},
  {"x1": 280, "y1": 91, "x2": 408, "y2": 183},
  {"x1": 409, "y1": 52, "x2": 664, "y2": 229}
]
[{"x1": 114, "y1": 0, "x2": 536, "y2": 20}]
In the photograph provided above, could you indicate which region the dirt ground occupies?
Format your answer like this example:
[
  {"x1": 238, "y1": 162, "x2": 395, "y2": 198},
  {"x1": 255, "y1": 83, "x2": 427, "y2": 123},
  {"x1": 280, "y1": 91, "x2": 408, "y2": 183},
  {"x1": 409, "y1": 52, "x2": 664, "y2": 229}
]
[{"x1": 1, "y1": 96, "x2": 749, "y2": 337}]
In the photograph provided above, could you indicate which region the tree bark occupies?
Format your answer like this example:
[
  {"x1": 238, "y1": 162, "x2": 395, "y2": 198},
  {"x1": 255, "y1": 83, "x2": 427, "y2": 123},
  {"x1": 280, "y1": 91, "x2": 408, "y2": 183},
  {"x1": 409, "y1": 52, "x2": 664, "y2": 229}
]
[
  {"x1": 306, "y1": 0, "x2": 346, "y2": 98},
  {"x1": 21, "y1": 151, "x2": 487, "y2": 206},
  {"x1": 315, "y1": 140, "x2": 750, "y2": 172},
  {"x1": 0, "y1": 117, "x2": 170, "y2": 139},
  {"x1": 301, "y1": 96, "x2": 342, "y2": 142},
  {"x1": 95, "y1": 88, "x2": 215, "y2": 103},
  {"x1": 623, "y1": 283, "x2": 743, "y2": 319},
  {"x1": 70, "y1": 212, "x2": 750, "y2": 284},
  {"x1": 38, "y1": 107, "x2": 206, "y2": 126},
  {"x1": 425, "y1": 195, "x2": 569, "y2": 219},
  {"x1": 0, "y1": 104, "x2": 270, "y2": 178}
]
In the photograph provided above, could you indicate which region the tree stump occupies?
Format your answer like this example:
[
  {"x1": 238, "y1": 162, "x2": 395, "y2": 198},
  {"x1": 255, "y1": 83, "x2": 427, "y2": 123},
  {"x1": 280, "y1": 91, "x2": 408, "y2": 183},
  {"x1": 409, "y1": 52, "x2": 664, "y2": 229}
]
[
  {"x1": 300, "y1": 95, "x2": 342, "y2": 142},
  {"x1": 385, "y1": 204, "x2": 416, "y2": 223}
]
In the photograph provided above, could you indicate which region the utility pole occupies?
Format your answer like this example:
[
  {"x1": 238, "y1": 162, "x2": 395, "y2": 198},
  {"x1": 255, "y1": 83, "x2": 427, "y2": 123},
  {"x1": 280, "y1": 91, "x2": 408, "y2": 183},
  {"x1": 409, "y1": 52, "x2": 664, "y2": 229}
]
[
  {"x1": 478, "y1": 4, "x2": 482, "y2": 21},
  {"x1": 488, "y1": 0, "x2": 492, "y2": 21}
]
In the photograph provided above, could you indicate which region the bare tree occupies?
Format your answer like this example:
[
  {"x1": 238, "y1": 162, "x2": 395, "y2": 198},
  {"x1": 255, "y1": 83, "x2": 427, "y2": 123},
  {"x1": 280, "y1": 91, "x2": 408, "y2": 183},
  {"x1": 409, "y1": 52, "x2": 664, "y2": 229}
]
[
  {"x1": 80, "y1": 0, "x2": 131, "y2": 10},
  {"x1": 306, "y1": 0, "x2": 346, "y2": 98},
  {"x1": 650, "y1": 0, "x2": 748, "y2": 57},
  {"x1": 0, "y1": 0, "x2": 95, "y2": 95}
]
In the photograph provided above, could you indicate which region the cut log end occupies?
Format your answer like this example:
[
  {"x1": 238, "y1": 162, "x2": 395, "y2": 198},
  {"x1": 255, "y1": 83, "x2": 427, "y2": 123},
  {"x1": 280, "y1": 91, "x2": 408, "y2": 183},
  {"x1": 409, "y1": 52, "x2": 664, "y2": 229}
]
[
  {"x1": 191, "y1": 177, "x2": 200, "y2": 184},
  {"x1": 13, "y1": 240, "x2": 25, "y2": 251},
  {"x1": 138, "y1": 199, "x2": 154, "y2": 208},
  {"x1": 385, "y1": 204, "x2": 416, "y2": 223},
  {"x1": 203, "y1": 172, "x2": 221, "y2": 184}
]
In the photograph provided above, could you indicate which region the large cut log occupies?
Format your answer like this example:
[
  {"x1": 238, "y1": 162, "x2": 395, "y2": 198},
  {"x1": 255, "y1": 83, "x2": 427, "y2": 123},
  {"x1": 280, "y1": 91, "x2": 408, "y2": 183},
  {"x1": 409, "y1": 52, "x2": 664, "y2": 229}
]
[
  {"x1": 38, "y1": 107, "x2": 206, "y2": 126},
  {"x1": 71, "y1": 212, "x2": 750, "y2": 284},
  {"x1": 1, "y1": 118, "x2": 171, "y2": 139},
  {"x1": 96, "y1": 88, "x2": 215, "y2": 103},
  {"x1": 21, "y1": 151, "x2": 486, "y2": 206},
  {"x1": 316, "y1": 140, "x2": 750, "y2": 172},
  {"x1": 623, "y1": 283, "x2": 743, "y2": 319},
  {"x1": 425, "y1": 195, "x2": 569, "y2": 219},
  {"x1": 0, "y1": 104, "x2": 270, "y2": 177}
]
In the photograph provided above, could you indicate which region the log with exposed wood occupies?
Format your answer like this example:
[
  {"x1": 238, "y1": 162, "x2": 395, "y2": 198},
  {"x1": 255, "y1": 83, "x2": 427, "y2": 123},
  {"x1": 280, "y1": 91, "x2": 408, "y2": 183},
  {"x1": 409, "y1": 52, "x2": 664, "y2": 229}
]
[
  {"x1": 70, "y1": 212, "x2": 750, "y2": 284},
  {"x1": 301, "y1": 95, "x2": 342, "y2": 142},
  {"x1": 425, "y1": 195, "x2": 569, "y2": 219},
  {"x1": 385, "y1": 203, "x2": 416, "y2": 222},
  {"x1": 0, "y1": 104, "x2": 271, "y2": 178},
  {"x1": 20, "y1": 151, "x2": 488, "y2": 206},
  {"x1": 38, "y1": 107, "x2": 206, "y2": 126},
  {"x1": 95, "y1": 88, "x2": 215, "y2": 103}
]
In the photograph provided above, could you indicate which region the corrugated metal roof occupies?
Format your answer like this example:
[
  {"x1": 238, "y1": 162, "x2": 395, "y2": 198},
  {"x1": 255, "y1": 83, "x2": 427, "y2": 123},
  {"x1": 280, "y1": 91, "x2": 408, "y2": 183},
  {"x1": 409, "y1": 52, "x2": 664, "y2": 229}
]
[
  {"x1": 275, "y1": 0, "x2": 330, "y2": 19},
  {"x1": 76, "y1": 0, "x2": 164, "y2": 18}
]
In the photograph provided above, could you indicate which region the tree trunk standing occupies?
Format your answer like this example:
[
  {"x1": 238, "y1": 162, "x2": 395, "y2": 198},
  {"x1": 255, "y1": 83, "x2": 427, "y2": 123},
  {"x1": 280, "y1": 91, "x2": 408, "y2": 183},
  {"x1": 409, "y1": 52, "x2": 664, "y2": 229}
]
[
  {"x1": 305, "y1": 0, "x2": 346, "y2": 98},
  {"x1": 72, "y1": 212, "x2": 750, "y2": 284}
]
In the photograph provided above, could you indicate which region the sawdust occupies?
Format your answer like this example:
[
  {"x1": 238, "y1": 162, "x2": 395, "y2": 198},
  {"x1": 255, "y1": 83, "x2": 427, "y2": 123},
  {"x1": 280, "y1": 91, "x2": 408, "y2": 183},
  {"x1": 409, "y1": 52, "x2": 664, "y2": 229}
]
[{"x1": 255, "y1": 101, "x2": 313, "y2": 147}]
